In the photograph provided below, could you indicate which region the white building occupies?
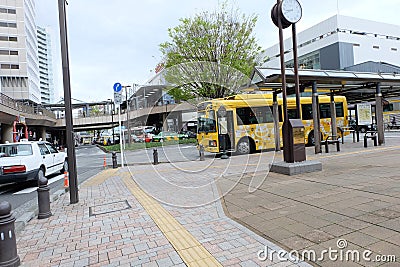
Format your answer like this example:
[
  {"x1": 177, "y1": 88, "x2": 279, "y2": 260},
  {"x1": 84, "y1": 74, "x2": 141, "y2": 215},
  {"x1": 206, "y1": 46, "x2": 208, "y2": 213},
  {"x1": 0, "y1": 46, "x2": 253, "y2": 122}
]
[
  {"x1": 263, "y1": 15, "x2": 400, "y2": 71},
  {"x1": 37, "y1": 26, "x2": 54, "y2": 104},
  {"x1": 0, "y1": 0, "x2": 40, "y2": 103}
]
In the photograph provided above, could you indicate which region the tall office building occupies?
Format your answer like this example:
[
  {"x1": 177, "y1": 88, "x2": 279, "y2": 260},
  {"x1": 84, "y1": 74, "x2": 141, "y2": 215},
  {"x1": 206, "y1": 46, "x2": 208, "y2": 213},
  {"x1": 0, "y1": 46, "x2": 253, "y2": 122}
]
[
  {"x1": 37, "y1": 26, "x2": 54, "y2": 104},
  {"x1": 0, "y1": 0, "x2": 40, "y2": 103}
]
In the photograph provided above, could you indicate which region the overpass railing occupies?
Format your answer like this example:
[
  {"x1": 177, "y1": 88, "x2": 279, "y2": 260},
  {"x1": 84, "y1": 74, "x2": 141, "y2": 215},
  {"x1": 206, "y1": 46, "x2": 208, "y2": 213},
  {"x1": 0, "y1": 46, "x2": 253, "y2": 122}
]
[{"x1": 0, "y1": 93, "x2": 56, "y2": 119}]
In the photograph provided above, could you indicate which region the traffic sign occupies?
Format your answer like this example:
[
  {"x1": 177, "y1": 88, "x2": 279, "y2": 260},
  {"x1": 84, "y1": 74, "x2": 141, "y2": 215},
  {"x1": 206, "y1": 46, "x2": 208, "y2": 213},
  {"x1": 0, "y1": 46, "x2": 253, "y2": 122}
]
[
  {"x1": 113, "y1": 82, "x2": 122, "y2": 92},
  {"x1": 114, "y1": 91, "x2": 122, "y2": 105}
]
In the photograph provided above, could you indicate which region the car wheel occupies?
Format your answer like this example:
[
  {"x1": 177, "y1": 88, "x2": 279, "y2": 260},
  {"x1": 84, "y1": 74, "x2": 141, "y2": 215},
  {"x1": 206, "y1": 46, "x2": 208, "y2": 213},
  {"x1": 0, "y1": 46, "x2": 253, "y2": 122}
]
[
  {"x1": 61, "y1": 160, "x2": 68, "y2": 174},
  {"x1": 237, "y1": 138, "x2": 251, "y2": 154}
]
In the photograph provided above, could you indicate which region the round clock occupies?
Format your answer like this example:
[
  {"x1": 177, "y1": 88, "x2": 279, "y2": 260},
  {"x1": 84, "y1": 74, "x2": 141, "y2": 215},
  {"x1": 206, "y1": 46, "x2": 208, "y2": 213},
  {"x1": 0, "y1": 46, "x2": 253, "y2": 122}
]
[{"x1": 280, "y1": 0, "x2": 302, "y2": 24}]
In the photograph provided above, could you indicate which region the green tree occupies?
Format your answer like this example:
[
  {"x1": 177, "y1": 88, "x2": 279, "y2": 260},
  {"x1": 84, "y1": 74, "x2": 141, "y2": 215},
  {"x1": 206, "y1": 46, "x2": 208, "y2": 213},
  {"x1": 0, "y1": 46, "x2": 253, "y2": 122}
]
[{"x1": 160, "y1": 5, "x2": 265, "y2": 100}]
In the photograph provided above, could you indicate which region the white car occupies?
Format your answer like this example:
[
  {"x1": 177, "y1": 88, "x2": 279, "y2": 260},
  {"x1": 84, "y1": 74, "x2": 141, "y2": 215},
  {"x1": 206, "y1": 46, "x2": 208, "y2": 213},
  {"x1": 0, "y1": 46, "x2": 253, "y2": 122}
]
[{"x1": 0, "y1": 140, "x2": 68, "y2": 184}]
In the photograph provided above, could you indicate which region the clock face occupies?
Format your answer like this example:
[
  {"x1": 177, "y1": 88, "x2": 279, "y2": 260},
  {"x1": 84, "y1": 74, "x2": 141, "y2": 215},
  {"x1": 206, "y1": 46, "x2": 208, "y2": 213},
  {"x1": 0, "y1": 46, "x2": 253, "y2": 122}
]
[{"x1": 281, "y1": 0, "x2": 302, "y2": 24}]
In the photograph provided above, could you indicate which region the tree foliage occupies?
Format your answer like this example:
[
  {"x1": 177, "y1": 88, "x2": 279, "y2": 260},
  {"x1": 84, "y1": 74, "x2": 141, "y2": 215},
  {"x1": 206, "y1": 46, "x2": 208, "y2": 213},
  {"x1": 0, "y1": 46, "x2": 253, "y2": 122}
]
[{"x1": 160, "y1": 5, "x2": 265, "y2": 100}]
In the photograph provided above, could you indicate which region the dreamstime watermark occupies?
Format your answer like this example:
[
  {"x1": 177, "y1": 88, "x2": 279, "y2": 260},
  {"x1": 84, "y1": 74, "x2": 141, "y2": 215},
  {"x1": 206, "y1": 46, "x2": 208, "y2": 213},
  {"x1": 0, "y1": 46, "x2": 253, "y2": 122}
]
[{"x1": 257, "y1": 239, "x2": 397, "y2": 264}]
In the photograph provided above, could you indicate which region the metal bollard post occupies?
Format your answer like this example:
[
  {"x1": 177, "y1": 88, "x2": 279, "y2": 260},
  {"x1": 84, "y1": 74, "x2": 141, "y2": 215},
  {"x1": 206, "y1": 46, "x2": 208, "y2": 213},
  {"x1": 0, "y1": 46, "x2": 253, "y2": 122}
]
[
  {"x1": 0, "y1": 201, "x2": 20, "y2": 267},
  {"x1": 364, "y1": 136, "x2": 368, "y2": 148},
  {"x1": 199, "y1": 144, "x2": 205, "y2": 161},
  {"x1": 373, "y1": 135, "x2": 378, "y2": 146},
  {"x1": 37, "y1": 176, "x2": 52, "y2": 219},
  {"x1": 153, "y1": 148, "x2": 159, "y2": 165},
  {"x1": 112, "y1": 151, "x2": 118, "y2": 168}
]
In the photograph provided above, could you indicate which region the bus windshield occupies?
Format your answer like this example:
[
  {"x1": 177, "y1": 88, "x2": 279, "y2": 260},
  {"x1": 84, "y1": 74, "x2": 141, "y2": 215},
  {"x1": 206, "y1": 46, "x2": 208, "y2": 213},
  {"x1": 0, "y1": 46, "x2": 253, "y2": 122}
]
[{"x1": 197, "y1": 111, "x2": 217, "y2": 133}]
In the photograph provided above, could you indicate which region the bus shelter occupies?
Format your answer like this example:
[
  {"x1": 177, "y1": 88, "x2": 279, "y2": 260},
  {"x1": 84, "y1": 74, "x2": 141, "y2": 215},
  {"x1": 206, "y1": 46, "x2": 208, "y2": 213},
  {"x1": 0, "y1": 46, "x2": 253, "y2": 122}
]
[{"x1": 250, "y1": 67, "x2": 400, "y2": 153}]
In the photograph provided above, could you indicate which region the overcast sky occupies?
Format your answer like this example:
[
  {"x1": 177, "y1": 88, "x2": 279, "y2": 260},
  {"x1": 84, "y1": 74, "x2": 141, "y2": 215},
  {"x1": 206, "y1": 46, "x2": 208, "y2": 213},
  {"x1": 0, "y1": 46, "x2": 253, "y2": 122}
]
[{"x1": 36, "y1": 0, "x2": 399, "y2": 103}]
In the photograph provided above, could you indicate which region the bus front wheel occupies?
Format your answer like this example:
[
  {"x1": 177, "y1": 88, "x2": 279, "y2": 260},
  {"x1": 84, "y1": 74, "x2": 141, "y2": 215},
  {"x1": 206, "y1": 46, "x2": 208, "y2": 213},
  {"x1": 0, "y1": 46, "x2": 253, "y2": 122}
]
[{"x1": 237, "y1": 138, "x2": 251, "y2": 154}]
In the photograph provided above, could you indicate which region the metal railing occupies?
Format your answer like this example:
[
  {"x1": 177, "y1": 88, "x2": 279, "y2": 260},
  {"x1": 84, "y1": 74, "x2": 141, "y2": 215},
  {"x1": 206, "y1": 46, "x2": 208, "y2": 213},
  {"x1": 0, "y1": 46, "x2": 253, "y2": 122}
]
[{"x1": 0, "y1": 92, "x2": 56, "y2": 119}]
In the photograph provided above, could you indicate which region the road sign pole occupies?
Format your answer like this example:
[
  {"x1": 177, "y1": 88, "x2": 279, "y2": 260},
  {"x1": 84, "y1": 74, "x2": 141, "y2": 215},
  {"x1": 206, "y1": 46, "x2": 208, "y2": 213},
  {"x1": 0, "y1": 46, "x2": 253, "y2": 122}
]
[{"x1": 118, "y1": 105, "x2": 124, "y2": 168}]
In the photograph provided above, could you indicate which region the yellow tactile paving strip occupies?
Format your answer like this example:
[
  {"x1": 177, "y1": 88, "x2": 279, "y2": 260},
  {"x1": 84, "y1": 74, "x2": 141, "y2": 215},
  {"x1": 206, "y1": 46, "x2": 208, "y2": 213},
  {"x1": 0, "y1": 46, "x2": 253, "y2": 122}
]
[
  {"x1": 121, "y1": 172, "x2": 222, "y2": 267},
  {"x1": 81, "y1": 168, "x2": 119, "y2": 188}
]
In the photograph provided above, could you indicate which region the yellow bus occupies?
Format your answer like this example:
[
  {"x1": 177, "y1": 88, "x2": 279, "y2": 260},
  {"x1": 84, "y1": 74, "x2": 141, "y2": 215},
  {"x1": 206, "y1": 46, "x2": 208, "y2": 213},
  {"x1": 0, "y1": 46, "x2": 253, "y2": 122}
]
[{"x1": 197, "y1": 94, "x2": 348, "y2": 154}]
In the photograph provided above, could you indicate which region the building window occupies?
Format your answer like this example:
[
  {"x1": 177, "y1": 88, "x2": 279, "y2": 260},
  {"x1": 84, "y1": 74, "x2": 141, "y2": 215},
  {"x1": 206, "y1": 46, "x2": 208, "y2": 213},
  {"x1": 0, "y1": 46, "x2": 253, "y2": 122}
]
[
  {"x1": 353, "y1": 43, "x2": 360, "y2": 47},
  {"x1": 0, "y1": 8, "x2": 16, "y2": 14},
  {"x1": 0, "y1": 36, "x2": 19, "y2": 42},
  {"x1": 1, "y1": 64, "x2": 19, "y2": 69},
  {"x1": 0, "y1": 50, "x2": 18, "y2": 55},
  {"x1": 373, "y1": 45, "x2": 380, "y2": 49},
  {"x1": 0, "y1": 22, "x2": 17, "y2": 28},
  {"x1": 391, "y1": 48, "x2": 398, "y2": 51}
]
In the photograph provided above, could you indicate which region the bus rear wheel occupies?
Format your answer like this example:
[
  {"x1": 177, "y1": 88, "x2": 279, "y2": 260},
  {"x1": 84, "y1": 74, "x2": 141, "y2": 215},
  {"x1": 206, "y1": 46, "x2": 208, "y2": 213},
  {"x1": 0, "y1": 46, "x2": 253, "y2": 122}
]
[{"x1": 237, "y1": 138, "x2": 251, "y2": 154}]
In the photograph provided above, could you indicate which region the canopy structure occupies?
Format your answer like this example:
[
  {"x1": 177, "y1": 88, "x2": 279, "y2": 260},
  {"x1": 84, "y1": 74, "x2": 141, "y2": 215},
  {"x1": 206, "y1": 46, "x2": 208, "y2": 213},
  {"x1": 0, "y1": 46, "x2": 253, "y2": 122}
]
[
  {"x1": 250, "y1": 67, "x2": 400, "y2": 103},
  {"x1": 248, "y1": 66, "x2": 400, "y2": 153}
]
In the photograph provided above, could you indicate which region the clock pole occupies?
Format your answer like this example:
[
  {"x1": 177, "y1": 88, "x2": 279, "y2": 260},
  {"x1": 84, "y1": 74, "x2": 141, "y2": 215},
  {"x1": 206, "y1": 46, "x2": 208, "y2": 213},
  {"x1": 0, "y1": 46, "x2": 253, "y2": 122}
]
[
  {"x1": 276, "y1": 0, "x2": 291, "y2": 162},
  {"x1": 292, "y1": 23, "x2": 301, "y2": 118},
  {"x1": 271, "y1": 0, "x2": 305, "y2": 163}
]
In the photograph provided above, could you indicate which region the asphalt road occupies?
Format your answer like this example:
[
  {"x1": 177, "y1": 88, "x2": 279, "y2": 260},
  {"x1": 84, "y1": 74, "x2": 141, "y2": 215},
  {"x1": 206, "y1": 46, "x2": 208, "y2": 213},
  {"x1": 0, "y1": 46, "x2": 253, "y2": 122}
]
[{"x1": 0, "y1": 144, "x2": 106, "y2": 218}]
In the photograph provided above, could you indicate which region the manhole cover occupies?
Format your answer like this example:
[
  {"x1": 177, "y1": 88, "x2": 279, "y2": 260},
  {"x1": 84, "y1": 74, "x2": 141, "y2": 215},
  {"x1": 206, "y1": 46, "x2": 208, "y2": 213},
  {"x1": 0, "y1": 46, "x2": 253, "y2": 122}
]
[{"x1": 89, "y1": 200, "x2": 131, "y2": 216}]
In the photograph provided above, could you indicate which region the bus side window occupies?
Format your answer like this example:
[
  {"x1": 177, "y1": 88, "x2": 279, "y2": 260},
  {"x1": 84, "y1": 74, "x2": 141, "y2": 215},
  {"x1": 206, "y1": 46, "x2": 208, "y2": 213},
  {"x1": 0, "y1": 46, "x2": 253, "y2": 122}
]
[
  {"x1": 301, "y1": 104, "x2": 313, "y2": 120},
  {"x1": 288, "y1": 109, "x2": 298, "y2": 119},
  {"x1": 319, "y1": 103, "x2": 331, "y2": 118},
  {"x1": 336, "y1": 102, "x2": 344, "y2": 117}
]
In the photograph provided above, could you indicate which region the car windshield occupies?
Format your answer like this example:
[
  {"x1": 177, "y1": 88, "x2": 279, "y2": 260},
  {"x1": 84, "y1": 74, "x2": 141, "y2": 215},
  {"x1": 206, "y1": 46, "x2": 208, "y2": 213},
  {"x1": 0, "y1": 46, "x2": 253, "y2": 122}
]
[{"x1": 0, "y1": 144, "x2": 33, "y2": 157}]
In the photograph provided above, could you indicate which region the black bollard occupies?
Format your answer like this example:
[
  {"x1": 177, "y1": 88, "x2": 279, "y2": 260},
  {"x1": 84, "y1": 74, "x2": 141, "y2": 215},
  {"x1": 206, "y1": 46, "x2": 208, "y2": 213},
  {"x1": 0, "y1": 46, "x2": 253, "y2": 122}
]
[
  {"x1": 0, "y1": 201, "x2": 20, "y2": 267},
  {"x1": 112, "y1": 152, "x2": 118, "y2": 169},
  {"x1": 364, "y1": 136, "x2": 368, "y2": 148},
  {"x1": 37, "y1": 176, "x2": 52, "y2": 219},
  {"x1": 153, "y1": 148, "x2": 159, "y2": 165},
  {"x1": 199, "y1": 144, "x2": 205, "y2": 161}
]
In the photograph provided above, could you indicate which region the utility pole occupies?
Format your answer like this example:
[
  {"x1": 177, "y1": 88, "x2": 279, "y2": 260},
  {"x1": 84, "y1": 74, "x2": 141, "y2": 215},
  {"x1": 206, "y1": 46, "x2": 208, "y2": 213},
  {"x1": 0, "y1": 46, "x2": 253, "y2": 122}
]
[{"x1": 58, "y1": 0, "x2": 78, "y2": 203}]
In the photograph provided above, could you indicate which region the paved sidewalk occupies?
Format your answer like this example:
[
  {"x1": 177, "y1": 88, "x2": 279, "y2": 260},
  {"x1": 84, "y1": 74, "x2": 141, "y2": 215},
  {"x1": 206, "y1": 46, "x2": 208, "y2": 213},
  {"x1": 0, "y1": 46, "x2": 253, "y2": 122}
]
[
  {"x1": 16, "y1": 162, "x2": 309, "y2": 266},
  {"x1": 218, "y1": 134, "x2": 400, "y2": 266},
  {"x1": 16, "y1": 132, "x2": 400, "y2": 266}
]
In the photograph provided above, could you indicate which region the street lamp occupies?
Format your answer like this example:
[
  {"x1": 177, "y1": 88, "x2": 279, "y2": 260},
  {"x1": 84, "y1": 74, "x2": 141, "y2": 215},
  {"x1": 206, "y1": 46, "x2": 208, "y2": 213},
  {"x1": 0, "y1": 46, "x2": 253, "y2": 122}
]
[
  {"x1": 58, "y1": 0, "x2": 78, "y2": 204},
  {"x1": 107, "y1": 99, "x2": 115, "y2": 144}
]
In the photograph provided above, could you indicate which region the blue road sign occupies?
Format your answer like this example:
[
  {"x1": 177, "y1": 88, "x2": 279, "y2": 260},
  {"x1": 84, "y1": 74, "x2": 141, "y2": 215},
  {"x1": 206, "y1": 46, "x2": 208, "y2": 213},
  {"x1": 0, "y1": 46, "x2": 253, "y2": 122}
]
[{"x1": 113, "y1": 82, "x2": 122, "y2": 92}]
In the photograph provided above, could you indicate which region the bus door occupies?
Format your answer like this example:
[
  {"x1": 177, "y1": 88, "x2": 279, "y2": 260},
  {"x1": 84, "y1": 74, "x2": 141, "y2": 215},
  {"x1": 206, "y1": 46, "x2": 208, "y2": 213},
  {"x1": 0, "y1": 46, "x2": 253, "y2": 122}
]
[{"x1": 218, "y1": 111, "x2": 234, "y2": 151}]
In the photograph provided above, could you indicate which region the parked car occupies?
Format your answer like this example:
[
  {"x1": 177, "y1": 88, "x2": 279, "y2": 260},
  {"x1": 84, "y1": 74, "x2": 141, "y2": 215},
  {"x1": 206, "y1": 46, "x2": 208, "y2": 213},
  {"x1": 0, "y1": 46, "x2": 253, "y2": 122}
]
[
  {"x1": 132, "y1": 126, "x2": 155, "y2": 143},
  {"x1": 152, "y1": 131, "x2": 188, "y2": 142},
  {"x1": 178, "y1": 130, "x2": 197, "y2": 138},
  {"x1": 0, "y1": 140, "x2": 68, "y2": 184}
]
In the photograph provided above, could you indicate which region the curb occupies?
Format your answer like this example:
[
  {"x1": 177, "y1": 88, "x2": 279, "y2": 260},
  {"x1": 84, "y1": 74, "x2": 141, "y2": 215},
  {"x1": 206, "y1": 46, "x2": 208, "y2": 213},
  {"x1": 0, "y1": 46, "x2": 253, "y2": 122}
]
[{"x1": 14, "y1": 189, "x2": 67, "y2": 234}]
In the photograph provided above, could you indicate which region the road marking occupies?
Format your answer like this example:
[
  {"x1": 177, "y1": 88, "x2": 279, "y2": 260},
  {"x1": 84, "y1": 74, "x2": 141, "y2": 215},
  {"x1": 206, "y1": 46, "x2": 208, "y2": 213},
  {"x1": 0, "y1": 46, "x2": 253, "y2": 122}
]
[
  {"x1": 81, "y1": 168, "x2": 118, "y2": 188},
  {"x1": 122, "y1": 172, "x2": 222, "y2": 267},
  {"x1": 13, "y1": 174, "x2": 65, "y2": 195}
]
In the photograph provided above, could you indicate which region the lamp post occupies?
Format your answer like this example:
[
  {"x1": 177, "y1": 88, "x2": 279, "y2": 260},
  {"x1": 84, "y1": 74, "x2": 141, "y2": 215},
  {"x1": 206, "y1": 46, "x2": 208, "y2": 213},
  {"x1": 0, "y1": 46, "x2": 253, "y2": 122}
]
[
  {"x1": 58, "y1": 0, "x2": 78, "y2": 203},
  {"x1": 108, "y1": 99, "x2": 115, "y2": 144}
]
